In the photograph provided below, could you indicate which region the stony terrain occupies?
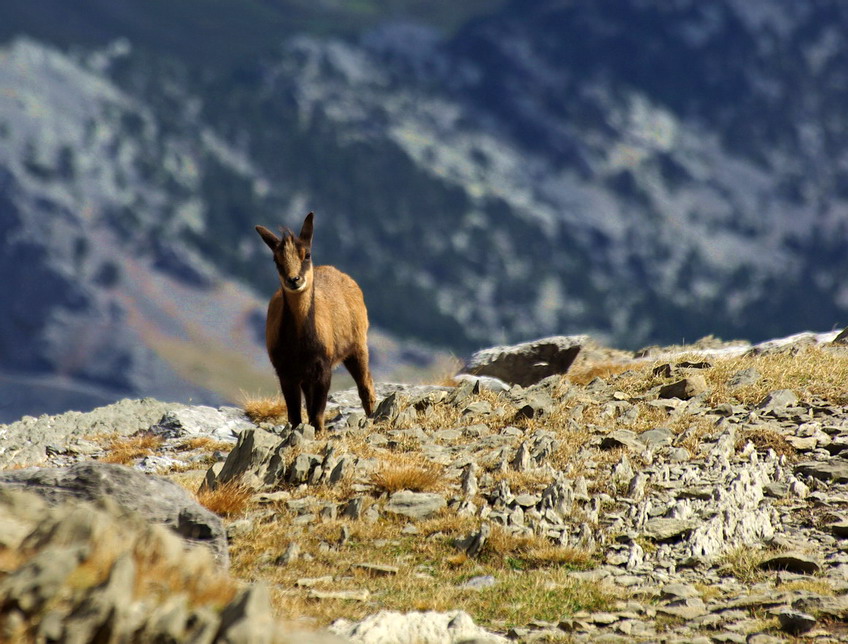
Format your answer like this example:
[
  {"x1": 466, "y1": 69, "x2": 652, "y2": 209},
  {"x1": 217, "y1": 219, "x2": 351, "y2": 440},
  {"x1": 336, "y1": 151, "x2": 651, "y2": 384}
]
[{"x1": 3, "y1": 330, "x2": 848, "y2": 642}]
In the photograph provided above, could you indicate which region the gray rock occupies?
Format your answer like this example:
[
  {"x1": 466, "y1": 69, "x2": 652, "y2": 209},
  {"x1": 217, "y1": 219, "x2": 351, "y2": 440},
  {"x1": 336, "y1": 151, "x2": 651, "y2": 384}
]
[
  {"x1": 458, "y1": 575, "x2": 496, "y2": 590},
  {"x1": 638, "y1": 427, "x2": 674, "y2": 448},
  {"x1": 215, "y1": 583, "x2": 275, "y2": 644},
  {"x1": 0, "y1": 398, "x2": 179, "y2": 468},
  {"x1": 757, "y1": 389, "x2": 799, "y2": 413},
  {"x1": 758, "y1": 552, "x2": 820, "y2": 574},
  {"x1": 728, "y1": 367, "x2": 761, "y2": 388},
  {"x1": 152, "y1": 405, "x2": 253, "y2": 442},
  {"x1": 372, "y1": 392, "x2": 405, "y2": 423},
  {"x1": 330, "y1": 610, "x2": 507, "y2": 643},
  {"x1": 600, "y1": 430, "x2": 642, "y2": 451},
  {"x1": 514, "y1": 392, "x2": 555, "y2": 419},
  {"x1": 385, "y1": 491, "x2": 446, "y2": 520},
  {"x1": 795, "y1": 459, "x2": 848, "y2": 483},
  {"x1": 777, "y1": 608, "x2": 816, "y2": 635},
  {"x1": 658, "y1": 375, "x2": 708, "y2": 400},
  {"x1": 0, "y1": 462, "x2": 228, "y2": 565},
  {"x1": 0, "y1": 544, "x2": 87, "y2": 613},
  {"x1": 460, "y1": 335, "x2": 584, "y2": 387},
  {"x1": 352, "y1": 563, "x2": 399, "y2": 576},
  {"x1": 204, "y1": 427, "x2": 286, "y2": 491},
  {"x1": 454, "y1": 524, "x2": 491, "y2": 558},
  {"x1": 642, "y1": 518, "x2": 698, "y2": 542},
  {"x1": 453, "y1": 375, "x2": 510, "y2": 393}
]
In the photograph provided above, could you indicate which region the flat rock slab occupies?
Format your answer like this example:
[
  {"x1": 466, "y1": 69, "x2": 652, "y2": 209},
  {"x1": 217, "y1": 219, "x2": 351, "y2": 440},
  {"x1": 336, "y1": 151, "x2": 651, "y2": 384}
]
[
  {"x1": 352, "y1": 563, "x2": 399, "y2": 576},
  {"x1": 759, "y1": 552, "x2": 820, "y2": 574},
  {"x1": 795, "y1": 460, "x2": 848, "y2": 483},
  {"x1": 658, "y1": 376, "x2": 708, "y2": 400},
  {"x1": 642, "y1": 518, "x2": 698, "y2": 542},
  {"x1": 0, "y1": 462, "x2": 228, "y2": 566},
  {"x1": 385, "y1": 491, "x2": 446, "y2": 520},
  {"x1": 460, "y1": 335, "x2": 585, "y2": 387},
  {"x1": 152, "y1": 405, "x2": 254, "y2": 442}
]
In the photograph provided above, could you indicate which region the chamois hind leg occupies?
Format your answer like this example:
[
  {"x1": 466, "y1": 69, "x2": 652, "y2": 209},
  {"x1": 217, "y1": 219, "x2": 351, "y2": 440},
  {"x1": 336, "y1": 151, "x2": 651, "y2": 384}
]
[
  {"x1": 280, "y1": 379, "x2": 303, "y2": 427},
  {"x1": 344, "y1": 349, "x2": 375, "y2": 416},
  {"x1": 304, "y1": 371, "x2": 331, "y2": 432}
]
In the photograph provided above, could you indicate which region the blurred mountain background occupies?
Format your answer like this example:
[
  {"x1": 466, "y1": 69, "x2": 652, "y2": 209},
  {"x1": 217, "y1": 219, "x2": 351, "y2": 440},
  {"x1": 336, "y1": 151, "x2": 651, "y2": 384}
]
[{"x1": 2, "y1": 0, "x2": 847, "y2": 422}]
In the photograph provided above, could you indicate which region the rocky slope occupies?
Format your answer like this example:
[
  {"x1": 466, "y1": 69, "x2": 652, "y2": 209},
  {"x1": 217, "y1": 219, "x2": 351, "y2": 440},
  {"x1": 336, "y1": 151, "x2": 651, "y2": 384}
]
[{"x1": 3, "y1": 330, "x2": 848, "y2": 642}]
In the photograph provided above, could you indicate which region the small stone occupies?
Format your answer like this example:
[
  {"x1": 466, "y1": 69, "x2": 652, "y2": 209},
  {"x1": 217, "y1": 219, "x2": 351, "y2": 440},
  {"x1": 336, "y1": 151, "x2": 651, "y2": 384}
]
[
  {"x1": 660, "y1": 583, "x2": 699, "y2": 599},
  {"x1": 795, "y1": 459, "x2": 848, "y2": 483},
  {"x1": 385, "y1": 491, "x2": 446, "y2": 520},
  {"x1": 352, "y1": 563, "x2": 399, "y2": 576},
  {"x1": 308, "y1": 589, "x2": 370, "y2": 602},
  {"x1": 454, "y1": 524, "x2": 491, "y2": 558},
  {"x1": 458, "y1": 575, "x2": 496, "y2": 590},
  {"x1": 276, "y1": 542, "x2": 300, "y2": 565},
  {"x1": 757, "y1": 389, "x2": 799, "y2": 413},
  {"x1": 777, "y1": 608, "x2": 816, "y2": 635},
  {"x1": 638, "y1": 428, "x2": 674, "y2": 448},
  {"x1": 764, "y1": 482, "x2": 789, "y2": 498},
  {"x1": 514, "y1": 393, "x2": 555, "y2": 419},
  {"x1": 656, "y1": 597, "x2": 707, "y2": 619},
  {"x1": 658, "y1": 375, "x2": 708, "y2": 400},
  {"x1": 759, "y1": 552, "x2": 820, "y2": 574},
  {"x1": 728, "y1": 367, "x2": 760, "y2": 388},
  {"x1": 831, "y1": 521, "x2": 848, "y2": 538},
  {"x1": 642, "y1": 518, "x2": 698, "y2": 542},
  {"x1": 600, "y1": 430, "x2": 642, "y2": 451}
]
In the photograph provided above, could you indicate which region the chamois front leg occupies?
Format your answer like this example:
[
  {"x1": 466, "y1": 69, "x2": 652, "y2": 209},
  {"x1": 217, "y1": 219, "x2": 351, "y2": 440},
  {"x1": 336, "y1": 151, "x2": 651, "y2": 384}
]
[
  {"x1": 344, "y1": 350, "x2": 375, "y2": 416},
  {"x1": 303, "y1": 369, "x2": 332, "y2": 432},
  {"x1": 280, "y1": 379, "x2": 303, "y2": 427}
]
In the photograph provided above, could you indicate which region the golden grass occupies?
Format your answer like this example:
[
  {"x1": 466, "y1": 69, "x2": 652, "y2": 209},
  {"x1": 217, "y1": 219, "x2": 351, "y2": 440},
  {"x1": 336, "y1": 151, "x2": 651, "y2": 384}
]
[
  {"x1": 99, "y1": 434, "x2": 164, "y2": 465},
  {"x1": 567, "y1": 361, "x2": 635, "y2": 386},
  {"x1": 735, "y1": 427, "x2": 796, "y2": 457},
  {"x1": 705, "y1": 345, "x2": 848, "y2": 406},
  {"x1": 180, "y1": 436, "x2": 235, "y2": 453},
  {"x1": 229, "y1": 509, "x2": 612, "y2": 629},
  {"x1": 242, "y1": 394, "x2": 288, "y2": 425},
  {"x1": 370, "y1": 456, "x2": 446, "y2": 494},
  {"x1": 486, "y1": 526, "x2": 595, "y2": 570},
  {"x1": 195, "y1": 480, "x2": 254, "y2": 517}
]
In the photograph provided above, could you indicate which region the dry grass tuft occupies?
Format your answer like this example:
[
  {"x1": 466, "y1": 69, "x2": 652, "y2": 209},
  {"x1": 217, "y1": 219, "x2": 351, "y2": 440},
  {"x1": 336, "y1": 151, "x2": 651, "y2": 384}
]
[
  {"x1": 371, "y1": 457, "x2": 446, "y2": 494},
  {"x1": 487, "y1": 526, "x2": 595, "y2": 569},
  {"x1": 568, "y1": 361, "x2": 635, "y2": 386},
  {"x1": 99, "y1": 434, "x2": 164, "y2": 465},
  {"x1": 195, "y1": 480, "x2": 254, "y2": 517},
  {"x1": 180, "y1": 436, "x2": 235, "y2": 453},
  {"x1": 736, "y1": 428, "x2": 796, "y2": 457},
  {"x1": 242, "y1": 394, "x2": 287, "y2": 425},
  {"x1": 706, "y1": 345, "x2": 848, "y2": 406}
]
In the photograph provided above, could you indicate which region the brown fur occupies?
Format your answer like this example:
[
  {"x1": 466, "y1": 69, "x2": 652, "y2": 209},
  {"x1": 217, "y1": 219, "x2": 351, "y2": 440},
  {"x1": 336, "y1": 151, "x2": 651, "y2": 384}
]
[{"x1": 255, "y1": 213, "x2": 375, "y2": 432}]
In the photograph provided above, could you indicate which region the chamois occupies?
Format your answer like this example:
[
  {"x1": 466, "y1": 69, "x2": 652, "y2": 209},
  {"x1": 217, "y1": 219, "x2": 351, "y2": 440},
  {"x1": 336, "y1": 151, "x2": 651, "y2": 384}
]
[{"x1": 255, "y1": 212, "x2": 375, "y2": 432}]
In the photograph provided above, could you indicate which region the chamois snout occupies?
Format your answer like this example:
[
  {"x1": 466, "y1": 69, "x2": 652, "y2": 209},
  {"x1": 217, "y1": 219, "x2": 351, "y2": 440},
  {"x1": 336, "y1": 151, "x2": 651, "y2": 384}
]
[{"x1": 283, "y1": 274, "x2": 306, "y2": 292}]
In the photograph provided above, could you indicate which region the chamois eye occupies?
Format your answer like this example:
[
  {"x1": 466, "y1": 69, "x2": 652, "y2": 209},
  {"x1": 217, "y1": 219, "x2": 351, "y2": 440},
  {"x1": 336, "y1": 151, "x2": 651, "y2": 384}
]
[{"x1": 304, "y1": 252, "x2": 311, "y2": 260}]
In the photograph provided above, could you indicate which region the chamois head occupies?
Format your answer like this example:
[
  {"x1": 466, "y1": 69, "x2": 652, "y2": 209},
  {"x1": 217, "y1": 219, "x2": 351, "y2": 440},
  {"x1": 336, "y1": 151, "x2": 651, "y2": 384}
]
[{"x1": 256, "y1": 213, "x2": 315, "y2": 294}]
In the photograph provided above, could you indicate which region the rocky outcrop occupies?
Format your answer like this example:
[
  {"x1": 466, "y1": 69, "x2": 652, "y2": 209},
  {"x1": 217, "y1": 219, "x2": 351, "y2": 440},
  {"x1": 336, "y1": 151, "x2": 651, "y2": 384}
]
[
  {"x1": 0, "y1": 489, "x2": 341, "y2": 643},
  {"x1": 0, "y1": 462, "x2": 229, "y2": 566},
  {"x1": 460, "y1": 335, "x2": 584, "y2": 387}
]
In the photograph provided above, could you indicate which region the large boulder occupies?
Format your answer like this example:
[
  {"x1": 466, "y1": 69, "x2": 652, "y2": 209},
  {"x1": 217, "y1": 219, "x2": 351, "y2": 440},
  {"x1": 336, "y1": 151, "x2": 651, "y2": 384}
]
[
  {"x1": 0, "y1": 488, "x2": 341, "y2": 643},
  {"x1": 0, "y1": 462, "x2": 228, "y2": 566},
  {"x1": 459, "y1": 335, "x2": 585, "y2": 387},
  {"x1": 330, "y1": 610, "x2": 507, "y2": 643}
]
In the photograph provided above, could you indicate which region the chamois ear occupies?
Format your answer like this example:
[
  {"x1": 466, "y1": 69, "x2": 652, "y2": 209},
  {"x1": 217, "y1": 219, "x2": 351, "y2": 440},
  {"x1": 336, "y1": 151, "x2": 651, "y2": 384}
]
[
  {"x1": 299, "y1": 212, "x2": 314, "y2": 246},
  {"x1": 255, "y1": 225, "x2": 280, "y2": 251}
]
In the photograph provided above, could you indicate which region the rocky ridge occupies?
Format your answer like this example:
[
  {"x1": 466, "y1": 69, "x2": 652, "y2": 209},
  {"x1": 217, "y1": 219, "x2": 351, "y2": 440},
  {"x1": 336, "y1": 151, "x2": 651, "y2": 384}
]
[{"x1": 2, "y1": 331, "x2": 848, "y2": 641}]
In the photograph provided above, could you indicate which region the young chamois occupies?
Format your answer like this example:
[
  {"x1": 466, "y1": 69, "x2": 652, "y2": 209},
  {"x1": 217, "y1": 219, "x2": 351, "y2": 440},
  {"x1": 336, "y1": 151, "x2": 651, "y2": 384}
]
[{"x1": 255, "y1": 212, "x2": 375, "y2": 432}]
